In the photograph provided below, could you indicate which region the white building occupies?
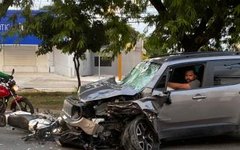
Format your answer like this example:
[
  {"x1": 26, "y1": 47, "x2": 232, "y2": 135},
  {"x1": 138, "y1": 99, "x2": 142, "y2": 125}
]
[
  {"x1": 1, "y1": 1, "x2": 147, "y2": 78},
  {"x1": 0, "y1": 41, "x2": 143, "y2": 77}
]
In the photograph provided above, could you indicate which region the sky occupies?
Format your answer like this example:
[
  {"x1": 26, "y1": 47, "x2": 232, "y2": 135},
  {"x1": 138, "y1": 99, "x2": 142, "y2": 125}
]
[
  {"x1": 9, "y1": 0, "x2": 53, "y2": 10},
  {"x1": 130, "y1": 22, "x2": 155, "y2": 35}
]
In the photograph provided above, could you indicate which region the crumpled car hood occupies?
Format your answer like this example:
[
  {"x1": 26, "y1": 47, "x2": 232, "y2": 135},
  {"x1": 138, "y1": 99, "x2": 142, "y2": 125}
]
[{"x1": 79, "y1": 77, "x2": 139, "y2": 102}]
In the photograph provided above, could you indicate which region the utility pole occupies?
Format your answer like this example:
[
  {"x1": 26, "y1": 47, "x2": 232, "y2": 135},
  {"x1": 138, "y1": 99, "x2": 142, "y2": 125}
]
[{"x1": 117, "y1": 53, "x2": 122, "y2": 81}]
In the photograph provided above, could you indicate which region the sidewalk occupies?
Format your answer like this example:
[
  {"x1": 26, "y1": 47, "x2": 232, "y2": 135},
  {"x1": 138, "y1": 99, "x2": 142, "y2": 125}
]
[{"x1": 13, "y1": 72, "x2": 113, "y2": 92}]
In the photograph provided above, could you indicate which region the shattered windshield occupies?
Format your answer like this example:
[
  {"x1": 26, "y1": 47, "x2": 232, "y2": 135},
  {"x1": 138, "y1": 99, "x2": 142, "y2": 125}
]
[{"x1": 120, "y1": 61, "x2": 161, "y2": 90}]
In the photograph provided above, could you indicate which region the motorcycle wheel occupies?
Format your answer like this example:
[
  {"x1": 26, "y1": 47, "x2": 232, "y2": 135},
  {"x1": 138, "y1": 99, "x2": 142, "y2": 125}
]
[
  {"x1": 0, "y1": 114, "x2": 6, "y2": 127},
  {"x1": 11, "y1": 97, "x2": 34, "y2": 114},
  {"x1": 122, "y1": 116, "x2": 159, "y2": 150},
  {"x1": 0, "y1": 100, "x2": 6, "y2": 127},
  {"x1": 0, "y1": 100, "x2": 6, "y2": 114}
]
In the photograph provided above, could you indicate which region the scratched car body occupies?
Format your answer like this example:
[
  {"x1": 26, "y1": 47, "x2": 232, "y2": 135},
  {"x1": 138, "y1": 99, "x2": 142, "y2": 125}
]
[{"x1": 59, "y1": 52, "x2": 240, "y2": 150}]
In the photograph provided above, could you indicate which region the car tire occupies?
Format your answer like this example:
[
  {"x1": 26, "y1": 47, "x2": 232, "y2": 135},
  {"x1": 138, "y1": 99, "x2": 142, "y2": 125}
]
[{"x1": 122, "y1": 116, "x2": 159, "y2": 150}]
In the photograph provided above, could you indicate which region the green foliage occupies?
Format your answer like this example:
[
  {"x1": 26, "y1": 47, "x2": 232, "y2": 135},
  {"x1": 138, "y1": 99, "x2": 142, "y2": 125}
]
[
  {"x1": 144, "y1": 34, "x2": 168, "y2": 57},
  {"x1": 0, "y1": 0, "x2": 32, "y2": 17},
  {"x1": 145, "y1": 0, "x2": 240, "y2": 56},
  {"x1": 0, "y1": 0, "x2": 144, "y2": 89},
  {"x1": 1, "y1": 0, "x2": 143, "y2": 57},
  {"x1": 2, "y1": 0, "x2": 239, "y2": 60},
  {"x1": 20, "y1": 0, "x2": 140, "y2": 58},
  {"x1": 104, "y1": 17, "x2": 139, "y2": 57}
]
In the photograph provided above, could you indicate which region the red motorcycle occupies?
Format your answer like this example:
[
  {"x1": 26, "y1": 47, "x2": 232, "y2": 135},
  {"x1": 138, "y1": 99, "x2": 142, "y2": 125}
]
[{"x1": 0, "y1": 69, "x2": 34, "y2": 115}]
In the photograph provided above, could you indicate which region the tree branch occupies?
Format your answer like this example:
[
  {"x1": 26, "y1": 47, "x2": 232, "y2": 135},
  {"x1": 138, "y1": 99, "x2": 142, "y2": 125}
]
[
  {"x1": 194, "y1": 8, "x2": 213, "y2": 36},
  {"x1": 0, "y1": 0, "x2": 14, "y2": 17},
  {"x1": 149, "y1": 0, "x2": 167, "y2": 14},
  {"x1": 182, "y1": 15, "x2": 225, "y2": 52},
  {"x1": 200, "y1": 16, "x2": 225, "y2": 44},
  {"x1": 73, "y1": 53, "x2": 81, "y2": 91}
]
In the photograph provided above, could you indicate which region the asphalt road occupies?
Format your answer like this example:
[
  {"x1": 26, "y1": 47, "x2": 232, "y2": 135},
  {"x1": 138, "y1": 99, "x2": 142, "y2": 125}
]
[
  {"x1": 162, "y1": 135, "x2": 240, "y2": 150},
  {"x1": 0, "y1": 126, "x2": 77, "y2": 150},
  {"x1": 1, "y1": 125, "x2": 240, "y2": 150}
]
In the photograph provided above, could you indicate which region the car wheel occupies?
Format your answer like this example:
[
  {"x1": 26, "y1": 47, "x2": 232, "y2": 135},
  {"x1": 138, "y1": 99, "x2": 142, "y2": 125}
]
[{"x1": 122, "y1": 116, "x2": 159, "y2": 150}]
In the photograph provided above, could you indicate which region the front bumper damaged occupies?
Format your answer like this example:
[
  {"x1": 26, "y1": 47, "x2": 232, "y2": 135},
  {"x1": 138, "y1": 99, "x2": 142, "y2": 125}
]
[{"x1": 63, "y1": 116, "x2": 104, "y2": 135}]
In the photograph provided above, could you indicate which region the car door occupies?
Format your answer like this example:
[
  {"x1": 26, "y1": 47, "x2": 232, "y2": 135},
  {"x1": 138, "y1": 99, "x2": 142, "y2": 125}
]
[
  {"x1": 202, "y1": 60, "x2": 240, "y2": 124},
  {"x1": 158, "y1": 61, "x2": 240, "y2": 138}
]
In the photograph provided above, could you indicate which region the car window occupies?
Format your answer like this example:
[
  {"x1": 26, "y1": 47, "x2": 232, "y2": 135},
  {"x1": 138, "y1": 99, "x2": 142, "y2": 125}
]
[
  {"x1": 155, "y1": 74, "x2": 167, "y2": 89},
  {"x1": 166, "y1": 63, "x2": 205, "y2": 90},
  {"x1": 212, "y1": 61, "x2": 240, "y2": 86},
  {"x1": 120, "y1": 61, "x2": 161, "y2": 90}
]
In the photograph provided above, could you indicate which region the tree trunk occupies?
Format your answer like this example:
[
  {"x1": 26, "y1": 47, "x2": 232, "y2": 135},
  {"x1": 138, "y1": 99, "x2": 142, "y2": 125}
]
[{"x1": 73, "y1": 53, "x2": 81, "y2": 91}]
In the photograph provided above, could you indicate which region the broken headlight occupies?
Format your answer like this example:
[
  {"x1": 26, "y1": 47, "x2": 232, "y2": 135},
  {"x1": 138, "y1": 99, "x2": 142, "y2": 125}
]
[
  {"x1": 62, "y1": 98, "x2": 83, "y2": 120},
  {"x1": 71, "y1": 106, "x2": 82, "y2": 120}
]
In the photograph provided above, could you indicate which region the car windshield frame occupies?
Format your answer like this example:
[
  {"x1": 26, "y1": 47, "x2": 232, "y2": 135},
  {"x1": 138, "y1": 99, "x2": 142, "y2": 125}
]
[{"x1": 119, "y1": 61, "x2": 161, "y2": 90}]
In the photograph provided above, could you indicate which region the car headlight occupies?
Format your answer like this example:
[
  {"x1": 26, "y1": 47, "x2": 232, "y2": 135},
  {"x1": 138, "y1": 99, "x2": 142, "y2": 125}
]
[
  {"x1": 71, "y1": 106, "x2": 82, "y2": 120},
  {"x1": 12, "y1": 85, "x2": 19, "y2": 92}
]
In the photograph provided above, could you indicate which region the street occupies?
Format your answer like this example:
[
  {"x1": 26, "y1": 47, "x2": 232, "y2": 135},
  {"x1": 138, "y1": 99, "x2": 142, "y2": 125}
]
[
  {"x1": 0, "y1": 126, "x2": 77, "y2": 150},
  {"x1": 162, "y1": 135, "x2": 240, "y2": 150},
  {"x1": 1, "y1": 125, "x2": 240, "y2": 150}
]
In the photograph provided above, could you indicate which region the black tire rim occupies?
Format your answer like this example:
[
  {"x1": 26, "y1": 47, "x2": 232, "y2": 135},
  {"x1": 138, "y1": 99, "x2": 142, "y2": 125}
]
[{"x1": 136, "y1": 121, "x2": 154, "y2": 150}]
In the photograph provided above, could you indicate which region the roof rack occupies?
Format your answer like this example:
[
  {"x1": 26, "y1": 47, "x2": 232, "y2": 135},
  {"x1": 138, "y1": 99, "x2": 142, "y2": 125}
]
[{"x1": 163, "y1": 51, "x2": 240, "y2": 61}]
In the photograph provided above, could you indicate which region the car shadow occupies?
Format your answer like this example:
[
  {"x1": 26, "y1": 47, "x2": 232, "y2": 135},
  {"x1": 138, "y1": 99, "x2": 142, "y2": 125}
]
[{"x1": 161, "y1": 135, "x2": 240, "y2": 149}]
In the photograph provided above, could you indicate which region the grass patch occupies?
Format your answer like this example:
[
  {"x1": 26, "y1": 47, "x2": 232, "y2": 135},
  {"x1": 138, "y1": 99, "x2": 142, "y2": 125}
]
[{"x1": 20, "y1": 92, "x2": 77, "y2": 111}]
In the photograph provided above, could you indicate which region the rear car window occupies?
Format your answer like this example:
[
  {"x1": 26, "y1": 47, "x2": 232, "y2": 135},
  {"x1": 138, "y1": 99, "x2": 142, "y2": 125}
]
[{"x1": 213, "y1": 61, "x2": 240, "y2": 86}]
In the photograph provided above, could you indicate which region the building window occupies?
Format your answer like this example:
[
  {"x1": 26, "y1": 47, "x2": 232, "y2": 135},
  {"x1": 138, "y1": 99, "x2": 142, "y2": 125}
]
[{"x1": 94, "y1": 57, "x2": 112, "y2": 67}]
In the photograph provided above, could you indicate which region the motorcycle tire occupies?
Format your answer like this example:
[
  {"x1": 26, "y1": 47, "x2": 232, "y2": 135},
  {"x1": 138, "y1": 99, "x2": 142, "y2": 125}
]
[
  {"x1": 0, "y1": 114, "x2": 6, "y2": 127},
  {"x1": 11, "y1": 97, "x2": 34, "y2": 114},
  {"x1": 0, "y1": 100, "x2": 6, "y2": 114}
]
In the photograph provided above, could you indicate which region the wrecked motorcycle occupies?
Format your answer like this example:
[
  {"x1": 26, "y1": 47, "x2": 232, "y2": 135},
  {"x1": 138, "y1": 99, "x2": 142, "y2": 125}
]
[
  {"x1": 6, "y1": 62, "x2": 161, "y2": 149},
  {"x1": 0, "y1": 69, "x2": 34, "y2": 116},
  {"x1": 6, "y1": 111, "x2": 59, "y2": 141}
]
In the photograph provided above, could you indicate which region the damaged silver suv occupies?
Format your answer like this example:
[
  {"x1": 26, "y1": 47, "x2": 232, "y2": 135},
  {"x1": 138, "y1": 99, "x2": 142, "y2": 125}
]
[{"x1": 58, "y1": 52, "x2": 240, "y2": 150}]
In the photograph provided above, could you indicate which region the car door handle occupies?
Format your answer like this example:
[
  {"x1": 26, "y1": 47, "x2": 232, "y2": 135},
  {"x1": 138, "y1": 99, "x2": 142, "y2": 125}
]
[{"x1": 192, "y1": 95, "x2": 206, "y2": 100}]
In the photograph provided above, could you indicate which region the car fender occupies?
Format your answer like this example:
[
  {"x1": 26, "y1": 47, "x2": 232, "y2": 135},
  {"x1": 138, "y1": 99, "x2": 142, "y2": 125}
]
[{"x1": 107, "y1": 96, "x2": 164, "y2": 136}]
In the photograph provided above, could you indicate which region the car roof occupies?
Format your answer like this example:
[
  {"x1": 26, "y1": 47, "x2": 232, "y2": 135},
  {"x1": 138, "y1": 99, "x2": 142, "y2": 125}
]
[{"x1": 148, "y1": 51, "x2": 240, "y2": 64}]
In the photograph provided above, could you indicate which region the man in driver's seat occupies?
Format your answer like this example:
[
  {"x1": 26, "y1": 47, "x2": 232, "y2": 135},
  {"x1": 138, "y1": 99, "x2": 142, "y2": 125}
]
[{"x1": 167, "y1": 69, "x2": 200, "y2": 90}]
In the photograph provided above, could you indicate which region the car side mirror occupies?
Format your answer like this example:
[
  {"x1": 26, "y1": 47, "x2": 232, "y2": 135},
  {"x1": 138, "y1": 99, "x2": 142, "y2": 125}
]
[
  {"x1": 152, "y1": 89, "x2": 171, "y2": 105},
  {"x1": 152, "y1": 89, "x2": 166, "y2": 97}
]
